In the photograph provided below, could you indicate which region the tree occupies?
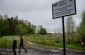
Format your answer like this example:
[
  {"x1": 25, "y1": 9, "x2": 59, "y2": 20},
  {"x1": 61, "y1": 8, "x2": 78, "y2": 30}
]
[
  {"x1": 8, "y1": 17, "x2": 16, "y2": 35},
  {"x1": 26, "y1": 22, "x2": 36, "y2": 35},
  {"x1": 15, "y1": 23, "x2": 24, "y2": 35},
  {"x1": 2, "y1": 19, "x2": 9, "y2": 35},
  {"x1": 0, "y1": 16, "x2": 3, "y2": 36},
  {"x1": 0, "y1": 15, "x2": 9, "y2": 35},
  {"x1": 66, "y1": 16, "x2": 75, "y2": 44},
  {"x1": 77, "y1": 11, "x2": 85, "y2": 41},
  {"x1": 37, "y1": 25, "x2": 47, "y2": 35},
  {"x1": 0, "y1": 15, "x2": 36, "y2": 36}
]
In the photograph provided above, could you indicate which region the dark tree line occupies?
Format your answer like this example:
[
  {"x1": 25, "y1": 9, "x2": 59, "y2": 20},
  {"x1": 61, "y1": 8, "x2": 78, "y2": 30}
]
[
  {"x1": 0, "y1": 15, "x2": 36, "y2": 36},
  {"x1": 0, "y1": 15, "x2": 47, "y2": 36}
]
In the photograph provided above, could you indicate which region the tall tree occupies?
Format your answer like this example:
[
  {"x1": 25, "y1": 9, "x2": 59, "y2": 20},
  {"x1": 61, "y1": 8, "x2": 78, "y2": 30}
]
[
  {"x1": 0, "y1": 16, "x2": 3, "y2": 36},
  {"x1": 2, "y1": 19, "x2": 9, "y2": 35},
  {"x1": 0, "y1": 15, "x2": 36, "y2": 36},
  {"x1": 66, "y1": 16, "x2": 75, "y2": 44},
  {"x1": 8, "y1": 17, "x2": 15, "y2": 35},
  {"x1": 77, "y1": 11, "x2": 85, "y2": 40}
]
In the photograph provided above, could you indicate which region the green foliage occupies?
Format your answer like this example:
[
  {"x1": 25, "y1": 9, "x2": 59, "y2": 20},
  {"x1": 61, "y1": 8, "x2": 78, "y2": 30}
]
[
  {"x1": 16, "y1": 23, "x2": 24, "y2": 35},
  {"x1": 28, "y1": 34, "x2": 63, "y2": 48},
  {"x1": 0, "y1": 15, "x2": 49, "y2": 36},
  {"x1": 0, "y1": 35, "x2": 85, "y2": 50},
  {"x1": 66, "y1": 16, "x2": 75, "y2": 33},
  {"x1": 27, "y1": 34, "x2": 85, "y2": 50},
  {"x1": 66, "y1": 16, "x2": 75, "y2": 44},
  {"x1": 77, "y1": 11, "x2": 85, "y2": 40},
  {"x1": 0, "y1": 15, "x2": 36, "y2": 36},
  {"x1": 37, "y1": 25, "x2": 47, "y2": 35},
  {"x1": 66, "y1": 44, "x2": 85, "y2": 50},
  {"x1": 0, "y1": 36, "x2": 20, "y2": 48}
]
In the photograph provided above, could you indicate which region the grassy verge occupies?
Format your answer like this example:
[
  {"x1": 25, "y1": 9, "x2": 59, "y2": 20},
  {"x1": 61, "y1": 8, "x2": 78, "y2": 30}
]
[
  {"x1": 0, "y1": 36, "x2": 20, "y2": 48},
  {"x1": 66, "y1": 44, "x2": 85, "y2": 50},
  {"x1": 0, "y1": 35, "x2": 85, "y2": 50},
  {"x1": 27, "y1": 34, "x2": 85, "y2": 50}
]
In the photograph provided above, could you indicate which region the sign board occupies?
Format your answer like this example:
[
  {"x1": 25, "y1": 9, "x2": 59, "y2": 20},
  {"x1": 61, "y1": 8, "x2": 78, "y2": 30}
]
[{"x1": 52, "y1": 0, "x2": 76, "y2": 19}]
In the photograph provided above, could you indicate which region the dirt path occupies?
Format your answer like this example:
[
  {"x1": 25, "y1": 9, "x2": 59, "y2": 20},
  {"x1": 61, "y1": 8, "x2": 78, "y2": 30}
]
[{"x1": 26, "y1": 41, "x2": 57, "y2": 50}]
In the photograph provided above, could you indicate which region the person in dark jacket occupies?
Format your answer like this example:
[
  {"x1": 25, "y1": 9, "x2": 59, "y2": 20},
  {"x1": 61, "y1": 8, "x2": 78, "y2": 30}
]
[
  {"x1": 19, "y1": 36, "x2": 27, "y2": 53},
  {"x1": 12, "y1": 38, "x2": 17, "y2": 55}
]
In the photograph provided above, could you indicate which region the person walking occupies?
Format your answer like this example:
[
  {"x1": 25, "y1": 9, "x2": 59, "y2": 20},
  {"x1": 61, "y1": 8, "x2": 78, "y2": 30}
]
[
  {"x1": 19, "y1": 36, "x2": 27, "y2": 53},
  {"x1": 12, "y1": 38, "x2": 17, "y2": 55}
]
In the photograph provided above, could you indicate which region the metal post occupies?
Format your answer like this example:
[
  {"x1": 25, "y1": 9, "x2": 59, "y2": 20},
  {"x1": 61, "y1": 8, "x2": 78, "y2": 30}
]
[{"x1": 62, "y1": 16, "x2": 66, "y2": 55}]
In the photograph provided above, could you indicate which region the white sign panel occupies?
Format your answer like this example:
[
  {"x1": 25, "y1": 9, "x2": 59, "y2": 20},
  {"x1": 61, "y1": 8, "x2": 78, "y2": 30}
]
[{"x1": 52, "y1": 0, "x2": 76, "y2": 19}]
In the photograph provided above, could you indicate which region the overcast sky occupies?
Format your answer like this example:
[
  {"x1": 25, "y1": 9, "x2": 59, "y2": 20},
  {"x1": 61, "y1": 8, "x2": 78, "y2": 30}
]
[{"x1": 0, "y1": 0, "x2": 85, "y2": 33}]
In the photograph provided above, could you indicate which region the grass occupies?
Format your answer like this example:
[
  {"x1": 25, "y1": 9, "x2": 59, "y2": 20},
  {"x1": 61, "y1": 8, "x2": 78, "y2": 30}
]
[
  {"x1": 27, "y1": 34, "x2": 85, "y2": 50},
  {"x1": 0, "y1": 36, "x2": 20, "y2": 48},
  {"x1": 66, "y1": 44, "x2": 85, "y2": 50},
  {"x1": 0, "y1": 35, "x2": 85, "y2": 50}
]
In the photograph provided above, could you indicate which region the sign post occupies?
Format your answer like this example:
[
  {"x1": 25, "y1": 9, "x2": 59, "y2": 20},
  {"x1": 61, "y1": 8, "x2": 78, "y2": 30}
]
[
  {"x1": 52, "y1": 0, "x2": 76, "y2": 55},
  {"x1": 62, "y1": 16, "x2": 66, "y2": 55}
]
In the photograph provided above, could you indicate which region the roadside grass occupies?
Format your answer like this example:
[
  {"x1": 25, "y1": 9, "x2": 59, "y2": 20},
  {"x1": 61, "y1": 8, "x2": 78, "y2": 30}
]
[
  {"x1": 27, "y1": 34, "x2": 85, "y2": 50},
  {"x1": 0, "y1": 35, "x2": 85, "y2": 50},
  {"x1": 0, "y1": 36, "x2": 20, "y2": 48},
  {"x1": 66, "y1": 44, "x2": 85, "y2": 50}
]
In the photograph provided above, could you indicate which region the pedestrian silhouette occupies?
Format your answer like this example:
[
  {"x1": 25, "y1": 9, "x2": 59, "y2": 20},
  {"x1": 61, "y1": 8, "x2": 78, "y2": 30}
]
[
  {"x1": 19, "y1": 36, "x2": 27, "y2": 53},
  {"x1": 12, "y1": 38, "x2": 17, "y2": 55}
]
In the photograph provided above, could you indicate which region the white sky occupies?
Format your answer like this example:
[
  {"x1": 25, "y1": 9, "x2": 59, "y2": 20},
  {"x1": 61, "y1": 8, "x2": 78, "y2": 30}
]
[{"x1": 0, "y1": 0, "x2": 85, "y2": 33}]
